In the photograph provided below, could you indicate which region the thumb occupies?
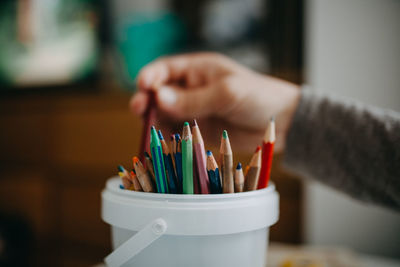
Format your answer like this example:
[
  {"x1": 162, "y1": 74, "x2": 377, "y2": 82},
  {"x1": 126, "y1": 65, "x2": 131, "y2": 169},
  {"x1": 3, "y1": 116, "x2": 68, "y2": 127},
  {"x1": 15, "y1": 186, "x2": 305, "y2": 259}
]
[{"x1": 156, "y1": 85, "x2": 218, "y2": 120}]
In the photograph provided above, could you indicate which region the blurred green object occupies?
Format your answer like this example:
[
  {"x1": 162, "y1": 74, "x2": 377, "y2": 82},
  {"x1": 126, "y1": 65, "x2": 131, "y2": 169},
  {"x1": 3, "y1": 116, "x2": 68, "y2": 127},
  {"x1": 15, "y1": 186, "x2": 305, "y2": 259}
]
[
  {"x1": 0, "y1": 0, "x2": 99, "y2": 88},
  {"x1": 115, "y1": 12, "x2": 186, "y2": 90}
]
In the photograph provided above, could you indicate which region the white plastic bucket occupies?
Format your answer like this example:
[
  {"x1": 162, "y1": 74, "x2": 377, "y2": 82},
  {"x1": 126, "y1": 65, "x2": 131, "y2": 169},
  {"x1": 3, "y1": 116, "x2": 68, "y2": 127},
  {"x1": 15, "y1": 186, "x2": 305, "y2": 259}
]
[{"x1": 102, "y1": 177, "x2": 279, "y2": 267}]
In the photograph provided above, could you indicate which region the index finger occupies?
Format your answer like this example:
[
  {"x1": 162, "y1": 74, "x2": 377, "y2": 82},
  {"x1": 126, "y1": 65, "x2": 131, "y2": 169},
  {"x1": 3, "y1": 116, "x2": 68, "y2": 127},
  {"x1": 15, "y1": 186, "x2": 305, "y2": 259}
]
[{"x1": 137, "y1": 55, "x2": 194, "y2": 91}]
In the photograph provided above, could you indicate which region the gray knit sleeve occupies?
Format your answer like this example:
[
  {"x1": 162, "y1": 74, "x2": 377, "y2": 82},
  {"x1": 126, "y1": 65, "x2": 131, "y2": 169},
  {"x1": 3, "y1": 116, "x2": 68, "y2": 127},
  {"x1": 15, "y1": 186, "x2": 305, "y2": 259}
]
[{"x1": 283, "y1": 89, "x2": 400, "y2": 210}]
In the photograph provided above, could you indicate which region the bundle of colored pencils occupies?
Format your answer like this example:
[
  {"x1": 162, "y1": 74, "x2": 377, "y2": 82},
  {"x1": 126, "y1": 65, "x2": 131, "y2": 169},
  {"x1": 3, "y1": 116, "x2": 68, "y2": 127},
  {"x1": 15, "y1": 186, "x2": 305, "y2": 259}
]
[{"x1": 117, "y1": 118, "x2": 275, "y2": 194}]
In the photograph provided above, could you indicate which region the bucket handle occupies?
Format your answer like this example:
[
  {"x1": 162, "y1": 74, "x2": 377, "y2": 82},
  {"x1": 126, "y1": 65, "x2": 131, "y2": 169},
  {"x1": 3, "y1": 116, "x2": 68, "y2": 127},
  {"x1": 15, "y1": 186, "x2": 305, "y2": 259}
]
[{"x1": 104, "y1": 218, "x2": 167, "y2": 267}]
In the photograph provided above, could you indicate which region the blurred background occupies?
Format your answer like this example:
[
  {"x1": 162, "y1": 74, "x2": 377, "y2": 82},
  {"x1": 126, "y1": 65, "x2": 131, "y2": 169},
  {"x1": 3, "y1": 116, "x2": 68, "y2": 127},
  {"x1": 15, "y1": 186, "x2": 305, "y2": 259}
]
[{"x1": 0, "y1": 0, "x2": 399, "y2": 266}]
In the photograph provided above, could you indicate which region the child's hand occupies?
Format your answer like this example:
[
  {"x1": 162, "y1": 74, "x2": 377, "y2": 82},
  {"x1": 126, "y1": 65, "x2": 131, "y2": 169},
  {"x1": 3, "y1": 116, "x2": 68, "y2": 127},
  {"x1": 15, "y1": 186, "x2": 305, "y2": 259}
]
[{"x1": 130, "y1": 52, "x2": 300, "y2": 153}]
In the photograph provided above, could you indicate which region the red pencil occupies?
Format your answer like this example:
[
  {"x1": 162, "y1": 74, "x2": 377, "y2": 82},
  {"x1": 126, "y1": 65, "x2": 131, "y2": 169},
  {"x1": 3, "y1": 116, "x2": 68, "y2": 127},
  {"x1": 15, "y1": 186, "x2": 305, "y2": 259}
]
[
  {"x1": 257, "y1": 117, "x2": 276, "y2": 189},
  {"x1": 139, "y1": 91, "x2": 156, "y2": 162}
]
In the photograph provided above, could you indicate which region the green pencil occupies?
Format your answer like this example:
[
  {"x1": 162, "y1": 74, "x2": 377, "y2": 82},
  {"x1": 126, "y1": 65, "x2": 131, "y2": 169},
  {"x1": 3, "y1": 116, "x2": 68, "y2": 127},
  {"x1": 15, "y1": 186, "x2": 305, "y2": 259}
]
[
  {"x1": 182, "y1": 122, "x2": 193, "y2": 194},
  {"x1": 150, "y1": 126, "x2": 169, "y2": 193}
]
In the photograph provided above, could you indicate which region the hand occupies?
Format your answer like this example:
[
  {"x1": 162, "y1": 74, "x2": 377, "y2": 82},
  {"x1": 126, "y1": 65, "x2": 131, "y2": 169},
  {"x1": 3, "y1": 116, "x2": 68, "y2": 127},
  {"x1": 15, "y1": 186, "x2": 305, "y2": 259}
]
[{"x1": 130, "y1": 52, "x2": 300, "y2": 153}]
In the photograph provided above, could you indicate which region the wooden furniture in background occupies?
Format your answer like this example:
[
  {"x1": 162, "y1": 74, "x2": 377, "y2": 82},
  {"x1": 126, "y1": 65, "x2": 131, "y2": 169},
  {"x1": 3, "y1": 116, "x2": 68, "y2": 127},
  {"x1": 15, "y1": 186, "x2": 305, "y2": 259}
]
[{"x1": 0, "y1": 83, "x2": 302, "y2": 266}]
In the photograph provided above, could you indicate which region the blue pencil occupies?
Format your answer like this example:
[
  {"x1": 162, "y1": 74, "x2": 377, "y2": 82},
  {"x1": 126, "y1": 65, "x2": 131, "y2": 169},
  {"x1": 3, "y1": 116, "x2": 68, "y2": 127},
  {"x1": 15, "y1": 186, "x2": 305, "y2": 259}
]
[
  {"x1": 158, "y1": 130, "x2": 179, "y2": 194},
  {"x1": 174, "y1": 133, "x2": 183, "y2": 193},
  {"x1": 150, "y1": 126, "x2": 169, "y2": 193},
  {"x1": 206, "y1": 151, "x2": 222, "y2": 194}
]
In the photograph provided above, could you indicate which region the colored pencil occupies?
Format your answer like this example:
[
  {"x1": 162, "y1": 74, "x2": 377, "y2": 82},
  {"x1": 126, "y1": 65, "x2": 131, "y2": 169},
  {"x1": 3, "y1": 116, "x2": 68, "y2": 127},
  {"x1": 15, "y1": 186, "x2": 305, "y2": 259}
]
[
  {"x1": 132, "y1": 156, "x2": 155, "y2": 192},
  {"x1": 139, "y1": 91, "x2": 156, "y2": 162},
  {"x1": 144, "y1": 151, "x2": 156, "y2": 185},
  {"x1": 150, "y1": 126, "x2": 169, "y2": 193},
  {"x1": 173, "y1": 134, "x2": 183, "y2": 193},
  {"x1": 118, "y1": 165, "x2": 142, "y2": 191},
  {"x1": 158, "y1": 130, "x2": 179, "y2": 194},
  {"x1": 244, "y1": 146, "x2": 262, "y2": 191},
  {"x1": 257, "y1": 117, "x2": 276, "y2": 189},
  {"x1": 182, "y1": 122, "x2": 193, "y2": 194},
  {"x1": 118, "y1": 165, "x2": 133, "y2": 190},
  {"x1": 220, "y1": 130, "x2": 234, "y2": 193},
  {"x1": 244, "y1": 165, "x2": 250, "y2": 176},
  {"x1": 192, "y1": 120, "x2": 210, "y2": 194},
  {"x1": 130, "y1": 170, "x2": 144, "y2": 191},
  {"x1": 206, "y1": 151, "x2": 222, "y2": 194},
  {"x1": 234, "y1": 162, "x2": 244, "y2": 193},
  {"x1": 169, "y1": 134, "x2": 176, "y2": 170}
]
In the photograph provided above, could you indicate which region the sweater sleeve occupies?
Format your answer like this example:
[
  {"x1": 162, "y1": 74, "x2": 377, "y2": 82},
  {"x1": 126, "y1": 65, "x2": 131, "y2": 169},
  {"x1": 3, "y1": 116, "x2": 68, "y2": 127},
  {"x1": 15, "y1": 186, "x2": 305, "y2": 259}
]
[{"x1": 283, "y1": 88, "x2": 400, "y2": 210}]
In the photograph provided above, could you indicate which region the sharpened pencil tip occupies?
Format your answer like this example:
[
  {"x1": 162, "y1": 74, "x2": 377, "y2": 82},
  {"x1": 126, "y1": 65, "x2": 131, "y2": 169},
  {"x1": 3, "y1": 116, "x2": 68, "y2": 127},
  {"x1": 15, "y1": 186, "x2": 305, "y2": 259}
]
[
  {"x1": 170, "y1": 134, "x2": 175, "y2": 141},
  {"x1": 132, "y1": 168, "x2": 136, "y2": 174},
  {"x1": 158, "y1": 130, "x2": 164, "y2": 140},
  {"x1": 132, "y1": 156, "x2": 139, "y2": 164},
  {"x1": 236, "y1": 162, "x2": 242, "y2": 169},
  {"x1": 222, "y1": 130, "x2": 228, "y2": 139},
  {"x1": 206, "y1": 150, "x2": 212, "y2": 156},
  {"x1": 184, "y1": 121, "x2": 189, "y2": 127},
  {"x1": 144, "y1": 151, "x2": 150, "y2": 158},
  {"x1": 255, "y1": 146, "x2": 261, "y2": 152},
  {"x1": 175, "y1": 133, "x2": 181, "y2": 140},
  {"x1": 151, "y1": 125, "x2": 156, "y2": 130},
  {"x1": 192, "y1": 119, "x2": 198, "y2": 127},
  {"x1": 117, "y1": 165, "x2": 124, "y2": 172}
]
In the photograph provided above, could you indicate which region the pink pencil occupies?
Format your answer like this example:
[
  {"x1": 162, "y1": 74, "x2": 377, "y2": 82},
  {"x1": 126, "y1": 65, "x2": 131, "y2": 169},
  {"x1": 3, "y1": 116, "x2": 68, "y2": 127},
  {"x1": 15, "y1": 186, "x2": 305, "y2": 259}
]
[{"x1": 192, "y1": 120, "x2": 210, "y2": 194}]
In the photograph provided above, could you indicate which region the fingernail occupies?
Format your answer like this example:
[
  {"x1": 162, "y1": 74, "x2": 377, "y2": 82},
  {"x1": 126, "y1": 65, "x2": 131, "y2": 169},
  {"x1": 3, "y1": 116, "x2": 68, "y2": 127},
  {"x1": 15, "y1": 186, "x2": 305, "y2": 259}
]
[{"x1": 158, "y1": 86, "x2": 177, "y2": 106}]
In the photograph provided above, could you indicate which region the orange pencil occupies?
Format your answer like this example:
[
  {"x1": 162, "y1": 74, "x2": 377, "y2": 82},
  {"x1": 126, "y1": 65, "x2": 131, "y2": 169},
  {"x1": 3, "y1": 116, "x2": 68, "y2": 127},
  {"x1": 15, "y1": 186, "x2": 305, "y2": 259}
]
[
  {"x1": 244, "y1": 146, "x2": 262, "y2": 191},
  {"x1": 130, "y1": 170, "x2": 144, "y2": 191},
  {"x1": 257, "y1": 117, "x2": 276, "y2": 189},
  {"x1": 133, "y1": 156, "x2": 155, "y2": 192}
]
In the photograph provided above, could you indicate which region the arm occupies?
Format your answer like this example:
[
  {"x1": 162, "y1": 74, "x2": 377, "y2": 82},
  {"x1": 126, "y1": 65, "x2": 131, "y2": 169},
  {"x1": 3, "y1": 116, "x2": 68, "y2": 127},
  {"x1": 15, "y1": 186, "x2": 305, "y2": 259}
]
[
  {"x1": 131, "y1": 53, "x2": 400, "y2": 210},
  {"x1": 283, "y1": 88, "x2": 400, "y2": 210}
]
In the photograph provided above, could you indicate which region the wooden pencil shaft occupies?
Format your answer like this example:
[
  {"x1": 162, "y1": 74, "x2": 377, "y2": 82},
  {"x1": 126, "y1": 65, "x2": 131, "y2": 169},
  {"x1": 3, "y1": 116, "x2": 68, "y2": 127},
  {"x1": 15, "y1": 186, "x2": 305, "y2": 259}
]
[
  {"x1": 169, "y1": 136, "x2": 176, "y2": 171},
  {"x1": 144, "y1": 156, "x2": 156, "y2": 183},
  {"x1": 160, "y1": 138, "x2": 170, "y2": 154},
  {"x1": 222, "y1": 154, "x2": 234, "y2": 193},
  {"x1": 119, "y1": 168, "x2": 133, "y2": 189},
  {"x1": 234, "y1": 168, "x2": 244, "y2": 193},
  {"x1": 219, "y1": 131, "x2": 233, "y2": 193},
  {"x1": 133, "y1": 160, "x2": 155, "y2": 192},
  {"x1": 244, "y1": 148, "x2": 261, "y2": 191},
  {"x1": 130, "y1": 172, "x2": 143, "y2": 191},
  {"x1": 121, "y1": 175, "x2": 132, "y2": 189},
  {"x1": 244, "y1": 166, "x2": 260, "y2": 191}
]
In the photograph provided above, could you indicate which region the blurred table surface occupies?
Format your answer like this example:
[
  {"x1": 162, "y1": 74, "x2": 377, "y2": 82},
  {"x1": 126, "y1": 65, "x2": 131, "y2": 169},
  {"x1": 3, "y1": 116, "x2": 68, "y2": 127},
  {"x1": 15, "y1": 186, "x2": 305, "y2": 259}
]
[
  {"x1": 94, "y1": 243, "x2": 400, "y2": 267},
  {"x1": 267, "y1": 243, "x2": 400, "y2": 267}
]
